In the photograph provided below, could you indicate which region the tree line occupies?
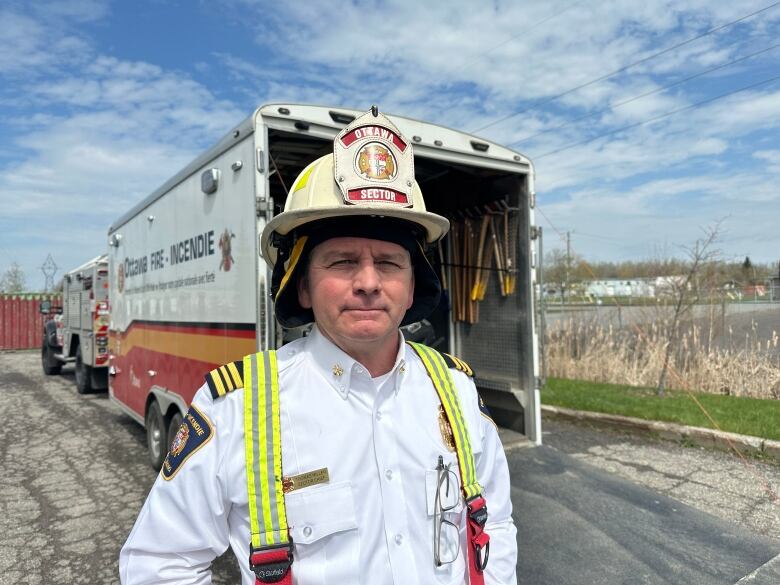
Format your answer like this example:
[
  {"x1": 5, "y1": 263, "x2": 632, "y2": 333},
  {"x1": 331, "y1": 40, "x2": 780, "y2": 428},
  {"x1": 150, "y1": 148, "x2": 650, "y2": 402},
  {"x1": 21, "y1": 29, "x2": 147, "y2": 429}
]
[
  {"x1": 544, "y1": 248, "x2": 778, "y2": 288},
  {"x1": 2, "y1": 251, "x2": 778, "y2": 295}
]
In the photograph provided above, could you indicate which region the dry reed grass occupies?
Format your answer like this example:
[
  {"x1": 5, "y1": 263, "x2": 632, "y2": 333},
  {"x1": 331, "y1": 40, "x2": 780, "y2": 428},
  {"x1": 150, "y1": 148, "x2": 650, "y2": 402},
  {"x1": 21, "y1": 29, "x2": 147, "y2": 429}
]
[{"x1": 545, "y1": 314, "x2": 780, "y2": 399}]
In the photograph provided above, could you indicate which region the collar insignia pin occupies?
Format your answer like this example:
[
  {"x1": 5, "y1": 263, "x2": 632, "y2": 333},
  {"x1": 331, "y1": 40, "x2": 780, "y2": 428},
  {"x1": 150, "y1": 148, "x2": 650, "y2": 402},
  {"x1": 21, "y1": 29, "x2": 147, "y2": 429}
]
[{"x1": 332, "y1": 364, "x2": 344, "y2": 377}]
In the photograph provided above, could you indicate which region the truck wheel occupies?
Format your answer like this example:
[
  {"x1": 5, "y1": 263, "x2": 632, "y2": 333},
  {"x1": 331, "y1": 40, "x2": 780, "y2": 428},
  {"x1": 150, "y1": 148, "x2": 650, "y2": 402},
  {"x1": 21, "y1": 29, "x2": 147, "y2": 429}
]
[
  {"x1": 167, "y1": 411, "x2": 184, "y2": 453},
  {"x1": 74, "y1": 346, "x2": 93, "y2": 394},
  {"x1": 41, "y1": 340, "x2": 62, "y2": 375},
  {"x1": 146, "y1": 400, "x2": 167, "y2": 471}
]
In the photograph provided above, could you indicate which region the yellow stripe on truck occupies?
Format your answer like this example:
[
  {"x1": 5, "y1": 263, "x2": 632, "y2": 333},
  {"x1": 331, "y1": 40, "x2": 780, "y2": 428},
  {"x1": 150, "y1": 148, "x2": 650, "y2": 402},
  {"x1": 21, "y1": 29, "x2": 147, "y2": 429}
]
[{"x1": 112, "y1": 328, "x2": 256, "y2": 366}]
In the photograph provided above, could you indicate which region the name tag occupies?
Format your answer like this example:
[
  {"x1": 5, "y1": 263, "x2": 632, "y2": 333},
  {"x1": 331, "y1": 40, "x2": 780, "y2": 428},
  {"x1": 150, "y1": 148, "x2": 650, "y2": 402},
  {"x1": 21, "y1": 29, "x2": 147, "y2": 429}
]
[{"x1": 282, "y1": 468, "x2": 330, "y2": 493}]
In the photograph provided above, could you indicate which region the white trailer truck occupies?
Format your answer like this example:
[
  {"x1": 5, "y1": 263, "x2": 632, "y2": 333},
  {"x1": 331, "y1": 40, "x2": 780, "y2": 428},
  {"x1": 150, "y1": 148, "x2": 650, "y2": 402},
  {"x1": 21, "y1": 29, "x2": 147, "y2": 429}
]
[
  {"x1": 107, "y1": 104, "x2": 541, "y2": 469},
  {"x1": 41, "y1": 254, "x2": 110, "y2": 393}
]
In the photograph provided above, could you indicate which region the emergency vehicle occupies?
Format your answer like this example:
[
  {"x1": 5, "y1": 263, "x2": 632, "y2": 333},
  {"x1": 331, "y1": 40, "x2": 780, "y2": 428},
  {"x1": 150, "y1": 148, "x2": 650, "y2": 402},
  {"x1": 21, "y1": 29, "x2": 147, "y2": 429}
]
[
  {"x1": 40, "y1": 254, "x2": 110, "y2": 393},
  {"x1": 107, "y1": 104, "x2": 542, "y2": 469}
]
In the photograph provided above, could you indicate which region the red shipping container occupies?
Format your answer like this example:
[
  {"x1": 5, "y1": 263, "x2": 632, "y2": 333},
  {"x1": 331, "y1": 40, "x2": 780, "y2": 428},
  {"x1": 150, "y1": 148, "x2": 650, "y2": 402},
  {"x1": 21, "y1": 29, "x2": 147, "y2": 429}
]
[{"x1": 0, "y1": 294, "x2": 62, "y2": 350}]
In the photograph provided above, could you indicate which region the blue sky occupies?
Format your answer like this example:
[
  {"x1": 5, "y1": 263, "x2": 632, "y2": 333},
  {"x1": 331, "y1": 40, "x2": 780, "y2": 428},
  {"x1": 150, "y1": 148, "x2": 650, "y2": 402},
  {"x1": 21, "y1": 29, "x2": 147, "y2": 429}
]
[{"x1": 1, "y1": 0, "x2": 779, "y2": 290}]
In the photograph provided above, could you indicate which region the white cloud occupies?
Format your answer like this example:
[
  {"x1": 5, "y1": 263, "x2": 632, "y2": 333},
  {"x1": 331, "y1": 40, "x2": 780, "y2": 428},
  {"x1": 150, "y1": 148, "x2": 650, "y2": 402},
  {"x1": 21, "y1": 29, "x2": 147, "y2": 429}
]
[
  {"x1": 753, "y1": 149, "x2": 780, "y2": 173},
  {"x1": 0, "y1": 9, "x2": 93, "y2": 75},
  {"x1": 537, "y1": 171, "x2": 780, "y2": 262},
  {"x1": 3, "y1": 0, "x2": 780, "y2": 287},
  {"x1": 224, "y1": 0, "x2": 779, "y2": 112},
  {"x1": 0, "y1": 8, "x2": 245, "y2": 289}
]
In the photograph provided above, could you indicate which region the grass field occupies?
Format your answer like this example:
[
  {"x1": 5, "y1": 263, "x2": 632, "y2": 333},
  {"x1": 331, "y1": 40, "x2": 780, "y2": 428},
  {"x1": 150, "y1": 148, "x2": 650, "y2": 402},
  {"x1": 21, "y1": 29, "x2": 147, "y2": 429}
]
[{"x1": 542, "y1": 377, "x2": 780, "y2": 441}]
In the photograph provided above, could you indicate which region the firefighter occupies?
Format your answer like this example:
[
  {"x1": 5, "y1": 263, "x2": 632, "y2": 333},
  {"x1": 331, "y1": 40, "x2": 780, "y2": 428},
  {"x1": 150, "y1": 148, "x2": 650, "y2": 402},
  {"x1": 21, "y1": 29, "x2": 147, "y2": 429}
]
[{"x1": 119, "y1": 108, "x2": 517, "y2": 585}]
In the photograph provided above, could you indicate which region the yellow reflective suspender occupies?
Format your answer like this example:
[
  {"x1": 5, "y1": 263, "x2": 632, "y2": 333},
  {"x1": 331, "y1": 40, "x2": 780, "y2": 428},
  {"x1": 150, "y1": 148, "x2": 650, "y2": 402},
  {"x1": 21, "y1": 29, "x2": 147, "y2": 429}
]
[
  {"x1": 243, "y1": 351, "x2": 293, "y2": 584},
  {"x1": 407, "y1": 342, "x2": 490, "y2": 583},
  {"x1": 406, "y1": 342, "x2": 482, "y2": 499},
  {"x1": 241, "y1": 344, "x2": 487, "y2": 583}
]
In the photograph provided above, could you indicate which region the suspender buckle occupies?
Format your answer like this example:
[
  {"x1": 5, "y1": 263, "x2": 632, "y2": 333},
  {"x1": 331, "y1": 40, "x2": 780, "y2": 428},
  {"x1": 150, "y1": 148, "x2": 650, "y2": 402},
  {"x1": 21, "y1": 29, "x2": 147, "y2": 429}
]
[
  {"x1": 249, "y1": 541, "x2": 294, "y2": 584},
  {"x1": 466, "y1": 495, "x2": 490, "y2": 572}
]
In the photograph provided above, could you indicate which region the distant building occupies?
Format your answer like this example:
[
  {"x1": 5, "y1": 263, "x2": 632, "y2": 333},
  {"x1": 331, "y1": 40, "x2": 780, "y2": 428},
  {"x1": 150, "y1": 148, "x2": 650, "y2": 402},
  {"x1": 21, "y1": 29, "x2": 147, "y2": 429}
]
[
  {"x1": 583, "y1": 278, "x2": 655, "y2": 298},
  {"x1": 652, "y1": 275, "x2": 690, "y2": 295},
  {"x1": 582, "y1": 276, "x2": 689, "y2": 299}
]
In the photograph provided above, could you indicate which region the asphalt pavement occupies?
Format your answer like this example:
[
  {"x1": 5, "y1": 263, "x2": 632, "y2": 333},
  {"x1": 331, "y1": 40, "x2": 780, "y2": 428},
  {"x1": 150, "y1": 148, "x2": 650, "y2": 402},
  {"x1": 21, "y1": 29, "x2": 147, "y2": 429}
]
[
  {"x1": 540, "y1": 415, "x2": 780, "y2": 538},
  {"x1": 1, "y1": 350, "x2": 778, "y2": 584},
  {"x1": 509, "y1": 443, "x2": 780, "y2": 584}
]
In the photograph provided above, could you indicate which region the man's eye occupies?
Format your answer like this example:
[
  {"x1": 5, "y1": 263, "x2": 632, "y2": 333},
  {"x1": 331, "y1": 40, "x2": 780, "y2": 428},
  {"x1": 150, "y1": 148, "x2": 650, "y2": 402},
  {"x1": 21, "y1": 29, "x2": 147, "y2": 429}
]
[{"x1": 329, "y1": 259, "x2": 355, "y2": 267}]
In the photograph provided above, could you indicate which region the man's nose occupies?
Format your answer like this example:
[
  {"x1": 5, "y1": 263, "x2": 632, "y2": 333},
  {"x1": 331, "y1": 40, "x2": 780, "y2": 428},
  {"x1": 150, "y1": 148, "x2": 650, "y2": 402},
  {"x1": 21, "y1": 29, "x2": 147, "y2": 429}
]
[{"x1": 353, "y1": 261, "x2": 382, "y2": 294}]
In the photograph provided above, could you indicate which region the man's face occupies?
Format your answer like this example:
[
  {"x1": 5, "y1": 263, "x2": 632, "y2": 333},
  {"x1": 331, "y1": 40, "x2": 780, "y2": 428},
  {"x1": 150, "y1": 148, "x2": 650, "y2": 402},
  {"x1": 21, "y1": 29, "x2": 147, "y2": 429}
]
[{"x1": 298, "y1": 237, "x2": 414, "y2": 354}]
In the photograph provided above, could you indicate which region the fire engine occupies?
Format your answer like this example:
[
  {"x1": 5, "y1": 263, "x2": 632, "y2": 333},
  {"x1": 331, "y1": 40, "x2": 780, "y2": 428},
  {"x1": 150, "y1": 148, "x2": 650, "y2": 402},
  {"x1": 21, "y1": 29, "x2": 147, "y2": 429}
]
[
  {"x1": 107, "y1": 104, "x2": 542, "y2": 469},
  {"x1": 41, "y1": 254, "x2": 110, "y2": 393}
]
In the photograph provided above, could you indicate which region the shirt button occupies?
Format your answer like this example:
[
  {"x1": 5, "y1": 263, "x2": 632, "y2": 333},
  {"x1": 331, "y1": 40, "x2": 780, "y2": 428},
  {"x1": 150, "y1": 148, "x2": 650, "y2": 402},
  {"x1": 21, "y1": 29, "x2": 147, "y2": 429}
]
[
  {"x1": 385, "y1": 469, "x2": 393, "y2": 480},
  {"x1": 375, "y1": 411, "x2": 382, "y2": 421},
  {"x1": 395, "y1": 534, "x2": 403, "y2": 545},
  {"x1": 303, "y1": 526, "x2": 313, "y2": 538}
]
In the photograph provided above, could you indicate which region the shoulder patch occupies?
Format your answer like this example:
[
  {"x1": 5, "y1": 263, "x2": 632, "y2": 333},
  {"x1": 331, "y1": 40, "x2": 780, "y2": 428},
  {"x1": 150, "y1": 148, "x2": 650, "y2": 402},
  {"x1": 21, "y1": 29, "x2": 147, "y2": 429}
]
[
  {"x1": 205, "y1": 360, "x2": 244, "y2": 399},
  {"x1": 477, "y1": 392, "x2": 495, "y2": 425},
  {"x1": 441, "y1": 352, "x2": 475, "y2": 378},
  {"x1": 161, "y1": 404, "x2": 214, "y2": 480}
]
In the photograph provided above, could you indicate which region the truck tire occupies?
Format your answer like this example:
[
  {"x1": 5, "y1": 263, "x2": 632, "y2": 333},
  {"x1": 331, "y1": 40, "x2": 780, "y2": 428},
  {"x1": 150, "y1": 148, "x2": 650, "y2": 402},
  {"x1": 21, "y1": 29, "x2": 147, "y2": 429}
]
[
  {"x1": 41, "y1": 340, "x2": 62, "y2": 375},
  {"x1": 146, "y1": 400, "x2": 167, "y2": 471},
  {"x1": 74, "y1": 346, "x2": 93, "y2": 394},
  {"x1": 167, "y1": 411, "x2": 184, "y2": 453}
]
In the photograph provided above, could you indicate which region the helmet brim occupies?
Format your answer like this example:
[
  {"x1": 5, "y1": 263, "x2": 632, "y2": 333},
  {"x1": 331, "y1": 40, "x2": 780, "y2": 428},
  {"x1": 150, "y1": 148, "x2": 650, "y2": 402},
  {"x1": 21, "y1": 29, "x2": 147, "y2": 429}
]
[{"x1": 261, "y1": 205, "x2": 449, "y2": 268}]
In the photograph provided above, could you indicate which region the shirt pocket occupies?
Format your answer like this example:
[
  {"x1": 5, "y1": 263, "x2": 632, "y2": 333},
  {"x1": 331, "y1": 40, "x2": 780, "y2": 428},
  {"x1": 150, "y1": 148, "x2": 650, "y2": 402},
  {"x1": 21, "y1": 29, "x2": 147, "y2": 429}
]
[
  {"x1": 285, "y1": 480, "x2": 360, "y2": 584},
  {"x1": 425, "y1": 457, "x2": 464, "y2": 517},
  {"x1": 425, "y1": 458, "x2": 467, "y2": 584}
]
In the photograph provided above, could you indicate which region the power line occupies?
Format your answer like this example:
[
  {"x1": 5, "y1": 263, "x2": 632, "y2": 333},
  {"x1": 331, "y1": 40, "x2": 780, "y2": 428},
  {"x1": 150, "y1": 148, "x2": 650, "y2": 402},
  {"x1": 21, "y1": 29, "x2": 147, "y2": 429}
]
[
  {"x1": 472, "y1": 1, "x2": 780, "y2": 133},
  {"x1": 576, "y1": 231, "x2": 625, "y2": 242},
  {"x1": 535, "y1": 206, "x2": 567, "y2": 239},
  {"x1": 534, "y1": 71, "x2": 780, "y2": 159},
  {"x1": 453, "y1": 1, "x2": 582, "y2": 74},
  {"x1": 513, "y1": 41, "x2": 780, "y2": 145}
]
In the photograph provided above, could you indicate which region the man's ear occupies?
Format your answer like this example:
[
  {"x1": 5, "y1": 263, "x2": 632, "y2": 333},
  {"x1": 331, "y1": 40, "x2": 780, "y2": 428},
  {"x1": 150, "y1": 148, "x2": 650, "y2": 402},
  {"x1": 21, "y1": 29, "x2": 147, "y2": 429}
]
[
  {"x1": 406, "y1": 272, "x2": 414, "y2": 310},
  {"x1": 298, "y1": 274, "x2": 311, "y2": 309}
]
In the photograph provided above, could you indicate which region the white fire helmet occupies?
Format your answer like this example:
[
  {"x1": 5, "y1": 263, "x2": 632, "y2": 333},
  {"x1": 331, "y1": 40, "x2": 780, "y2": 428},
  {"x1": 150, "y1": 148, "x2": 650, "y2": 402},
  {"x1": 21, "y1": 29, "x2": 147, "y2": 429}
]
[{"x1": 261, "y1": 107, "x2": 450, "y2": 328}]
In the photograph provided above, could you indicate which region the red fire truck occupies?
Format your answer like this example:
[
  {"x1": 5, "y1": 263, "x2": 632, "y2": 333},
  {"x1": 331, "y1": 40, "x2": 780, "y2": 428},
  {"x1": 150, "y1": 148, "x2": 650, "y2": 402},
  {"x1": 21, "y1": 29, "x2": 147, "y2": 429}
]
[{"x1": 41, "y1": 255, "x2": 110, "y2": 393}]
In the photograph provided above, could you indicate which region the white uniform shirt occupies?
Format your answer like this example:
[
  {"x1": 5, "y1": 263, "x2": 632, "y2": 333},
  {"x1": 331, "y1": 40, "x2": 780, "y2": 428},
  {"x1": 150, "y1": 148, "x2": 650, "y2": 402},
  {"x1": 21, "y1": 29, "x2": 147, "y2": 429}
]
[{"x1": 119, "y1": 327, "x2": 517, "y2": 584}]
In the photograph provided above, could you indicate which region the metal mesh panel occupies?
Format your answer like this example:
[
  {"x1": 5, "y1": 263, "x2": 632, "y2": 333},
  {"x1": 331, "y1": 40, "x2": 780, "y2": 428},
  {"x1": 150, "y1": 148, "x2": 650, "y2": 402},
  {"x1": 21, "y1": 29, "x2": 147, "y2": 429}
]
[{"x1": 457, "y1": 210, "x2": 526, "y2": 384}]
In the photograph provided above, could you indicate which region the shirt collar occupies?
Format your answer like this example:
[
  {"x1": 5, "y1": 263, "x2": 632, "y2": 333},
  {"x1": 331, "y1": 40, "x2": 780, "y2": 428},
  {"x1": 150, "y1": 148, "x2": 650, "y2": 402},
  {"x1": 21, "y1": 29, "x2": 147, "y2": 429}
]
[{"x1": 304, "y1": 326, "x2": 408, "y2": 399}]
